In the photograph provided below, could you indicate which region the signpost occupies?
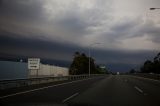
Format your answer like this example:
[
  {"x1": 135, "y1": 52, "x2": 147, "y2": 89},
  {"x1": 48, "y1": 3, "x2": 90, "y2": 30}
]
[
  {"x1": 28, "y1": 58, "x2": 40, "y2": 70},
  {"x1": 28, "y1": 58, "x2": 40, "y2": 78}
]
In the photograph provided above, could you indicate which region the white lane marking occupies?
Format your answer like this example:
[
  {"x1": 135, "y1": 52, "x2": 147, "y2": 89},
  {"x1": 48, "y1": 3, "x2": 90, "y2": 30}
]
[
  {"x1": 131, "y1": 76, "x2": 160, "y2": 83},
  {"x1": 134, "y1": 86, "x2": 143, "y2": 93},
  {"x1": 62, "y1": 93, "x2": 79, "y2": 103},
  {"x1": 0, "y1": 77, "x2": 101, "y2": 99}
]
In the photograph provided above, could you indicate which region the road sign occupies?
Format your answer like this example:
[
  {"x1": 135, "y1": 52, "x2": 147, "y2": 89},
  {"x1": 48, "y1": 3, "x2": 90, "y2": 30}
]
[{"x1": 28, "y1": 58, "x2": 40, "y2": 69}]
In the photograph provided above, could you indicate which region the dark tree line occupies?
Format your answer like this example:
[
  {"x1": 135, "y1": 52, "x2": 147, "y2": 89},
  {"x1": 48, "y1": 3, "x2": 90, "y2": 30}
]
[
  {"x1": 69, "y1": 52, "x2": 107, "y2": 75},
  {"x1": 140, "y1": 52, "x2": 160, "y2": 74}
]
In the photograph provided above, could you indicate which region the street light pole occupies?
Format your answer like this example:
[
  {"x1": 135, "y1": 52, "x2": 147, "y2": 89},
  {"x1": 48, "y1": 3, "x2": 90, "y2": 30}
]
[
  {"x1": 89, "y1": 47, "x2": 91, "y2": 77},
  {"x1": 88, "y1": 43, "x2": 101, "y2": 77}
]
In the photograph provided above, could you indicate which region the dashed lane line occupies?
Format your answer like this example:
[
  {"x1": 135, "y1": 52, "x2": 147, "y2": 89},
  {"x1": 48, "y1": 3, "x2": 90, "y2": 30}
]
[
  {"x1": 62, "y1": 92, "x2": 79, "y2": 103},
  {"x1": 134, "y1": 86, "x2": 143, "y2": 93}
]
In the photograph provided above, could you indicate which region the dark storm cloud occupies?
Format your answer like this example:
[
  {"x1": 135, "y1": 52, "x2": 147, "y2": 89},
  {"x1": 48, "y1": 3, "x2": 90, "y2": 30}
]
[
  {"x1": 53, "y1": 13, "x2": 90, "y2": 37},
  {"x1": 0, "y1": 0, "x2": 159, "y2": 72},
  {"x1": 0, "y1": 33, "x2": 158, "y2": 71},
  {"x1": 0, "y1": 34, "x2": 82, "y2": 61},
  {"x1": 92, "y1": 48, "x2": 157, "y2": 64},
  {"x1": 0, "y1": 0, "x2": 45, "y2": 21},
  {"x1": 1, "y1": 0, "x2": 159, "y2": 46},
  {"x1": 89, "y1": 48, "x2": 158, "y2": 72}
]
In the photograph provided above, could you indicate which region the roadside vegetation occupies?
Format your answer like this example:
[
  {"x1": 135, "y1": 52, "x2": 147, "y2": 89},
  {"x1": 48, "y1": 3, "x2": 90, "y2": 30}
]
[
  {"x1": 129, "y1": 52, "x2": 160, "y2": 74},
  {"x1": 140, "y1": 52, "x2": 160, "y2": 74},
  {"x1": 69, "y1": 52, "x2": 108, "y2": 75}
]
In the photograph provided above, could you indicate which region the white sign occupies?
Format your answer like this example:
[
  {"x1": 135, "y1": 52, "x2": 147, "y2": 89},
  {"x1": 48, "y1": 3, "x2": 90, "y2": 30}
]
[{"x1": 28, "y1": 58, "x2": 40, "y2": 69}]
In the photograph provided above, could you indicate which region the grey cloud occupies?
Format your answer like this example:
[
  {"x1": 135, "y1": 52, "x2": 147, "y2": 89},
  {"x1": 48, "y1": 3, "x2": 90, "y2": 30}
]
[
  {"x1": 53, "y1": 14, "x2": 89, "y2": 37},
  {"x1": 111, "y1": 19, "x2": 138, "y2": 33},
  {"x1": 140, "y1": 21, "x2": 160, "y2": 43},
  {"x1": 0, "y1": 0, "x2": 159, "y2": 46},
  {"x1": 91, "y1": 48, "x2": 157, "y2": 64},
  {"x1": 102, "y1": 18, "x2": 140, "y2": 40},
  {"x1": 102, "y1": 17, "x2": 160, "y2": 45},
  {"x1": 0, "y1": 34, "x2": 158, "y2": 72},
  {"x1": 0, "y1": 0, "x2": 110, "y2": 43},
  {"x1": 0, "y1": 34, "x2": 76, "y2": 61},
  {"x1": 0, "y1": 0, "x2": 159, "y2": 72},
  {"x1": 0, "y1": 0, "x2": 45, "y2": 21}
]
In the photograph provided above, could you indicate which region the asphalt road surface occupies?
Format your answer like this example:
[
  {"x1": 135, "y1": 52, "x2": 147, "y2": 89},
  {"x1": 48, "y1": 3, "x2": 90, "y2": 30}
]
[{"x1": 0, "y1": 75, "x2": 160, "y2": 106}]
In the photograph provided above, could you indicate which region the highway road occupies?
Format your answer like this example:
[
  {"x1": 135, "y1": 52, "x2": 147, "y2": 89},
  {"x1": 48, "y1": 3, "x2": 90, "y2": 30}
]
[{"x1": 0, "y1": 75, "x2": 160, "y2": 106}]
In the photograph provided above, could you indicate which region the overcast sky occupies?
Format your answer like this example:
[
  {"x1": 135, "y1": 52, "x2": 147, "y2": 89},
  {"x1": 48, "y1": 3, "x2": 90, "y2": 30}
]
[{"x1": 0, "y1": 0, "x2": 160, "y2": 72}]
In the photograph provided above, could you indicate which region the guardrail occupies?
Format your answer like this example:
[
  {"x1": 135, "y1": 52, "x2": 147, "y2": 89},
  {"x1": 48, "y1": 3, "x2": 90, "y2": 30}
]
[
  {"x1": 130, "y1": 73, "x2": 160, "y2": 80},
  {"x1": 0, "y1": 74, "x2": 105, "y2": 90}
]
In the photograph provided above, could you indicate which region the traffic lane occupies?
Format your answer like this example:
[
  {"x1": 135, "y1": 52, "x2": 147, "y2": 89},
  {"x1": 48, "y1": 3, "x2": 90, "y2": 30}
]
[
  {"x1": 0, "y1": 79, "x2": 78, "y2": 97},
  {"x1": 0, "y1": 76, "x2": 108, "y2": 97},
  {"x1": 123, "y1": 75, "x2": 160, "y2": 103},
  {"x1": 69, "y1": 75, "x2": 154, "y2": 106},
  {"x1": 0, "y1": 76, "x2": 106, "y2": 105}
]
